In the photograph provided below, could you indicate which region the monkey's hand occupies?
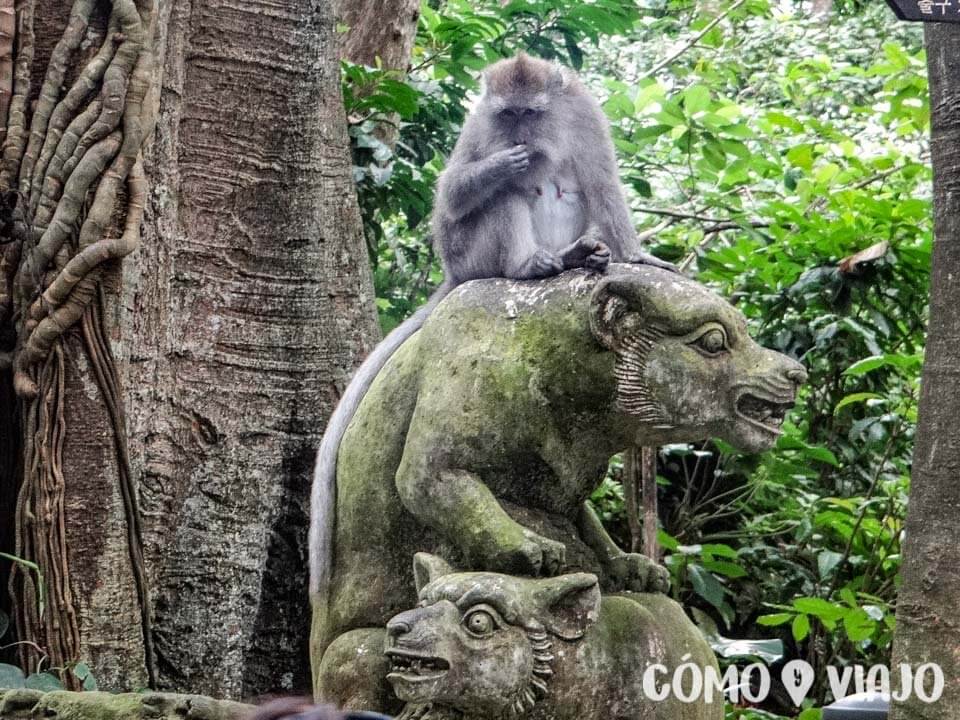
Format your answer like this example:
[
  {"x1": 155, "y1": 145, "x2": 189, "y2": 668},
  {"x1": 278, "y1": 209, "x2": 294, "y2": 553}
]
[
  {"x1": 561, "y1": 235, "x2": 610, "y2": 272},
  {"x1": 488, "y1": 144, "x2": 530, "y2": 177},
  {"x1": 629, "y1": 250, "x2": 677, "y2": 272},
  {"x1": 604, "y1": 552, "x2": 671, "y2": 594}
]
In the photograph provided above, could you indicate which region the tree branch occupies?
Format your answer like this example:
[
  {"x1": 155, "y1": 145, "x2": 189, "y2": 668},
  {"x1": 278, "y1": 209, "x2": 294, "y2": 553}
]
[{"x1": 641, "y1": 0, "x2": 749, "y2": 80}]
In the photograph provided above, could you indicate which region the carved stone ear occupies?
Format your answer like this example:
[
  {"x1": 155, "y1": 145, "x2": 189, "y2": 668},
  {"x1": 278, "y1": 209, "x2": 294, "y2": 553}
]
[
  {"x1": 590, "y1": 280, "x2": 635, "y2": 349},
  {"x1": 413, "y1": 553, "x2": 455, "y2": 593},
  {"x1": 533, "y1": 573, "x2": 600, "y2": 640}
]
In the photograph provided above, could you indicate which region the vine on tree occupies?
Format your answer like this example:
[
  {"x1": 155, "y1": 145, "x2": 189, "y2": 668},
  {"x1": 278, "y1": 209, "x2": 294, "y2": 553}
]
[{"x1": 0, "y1": 0, "x2": 157, "y2": 688}]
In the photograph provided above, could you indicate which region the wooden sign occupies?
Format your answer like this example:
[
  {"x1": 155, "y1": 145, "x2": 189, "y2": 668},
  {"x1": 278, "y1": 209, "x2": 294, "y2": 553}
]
[{"x1": 886, "y1": 0, "x2": 960, "y2": 21}]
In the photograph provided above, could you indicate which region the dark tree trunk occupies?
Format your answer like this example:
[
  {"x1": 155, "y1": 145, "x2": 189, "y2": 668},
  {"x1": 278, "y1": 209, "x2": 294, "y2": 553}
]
[
  {"x1": 0, "y1": 0, "x2": 378, "y2": 700},
  {"x1": 890, "y1": 23, "x2": 960, "y2": 720}
]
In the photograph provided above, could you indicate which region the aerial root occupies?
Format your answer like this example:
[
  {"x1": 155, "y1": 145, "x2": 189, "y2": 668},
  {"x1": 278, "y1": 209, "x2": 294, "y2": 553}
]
[
  {"x1": 0, "y1": 0, "x2": 14, "y2": 142},
  {"x1": 0, "y1": 0, "x2": 34, "y2": 188},
  {"x1": 3, "y1": 0, "x2": 158, "y2": 685},
  {"x1": 30, "y1": 14, "x2": 120, "y2": 217}
]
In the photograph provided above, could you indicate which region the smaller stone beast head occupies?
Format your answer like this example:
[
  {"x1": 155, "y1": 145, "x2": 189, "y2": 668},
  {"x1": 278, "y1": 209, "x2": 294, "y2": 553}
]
[
  {"x1": 590, "y1": 266, "x2": 808, "y2": 453},
  {"x1": 385, "y1": 554, "x2": 600, "y2": 720}
]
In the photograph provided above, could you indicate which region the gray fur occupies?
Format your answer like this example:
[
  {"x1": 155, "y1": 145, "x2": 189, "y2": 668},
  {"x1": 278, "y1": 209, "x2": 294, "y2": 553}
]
[
  {"x1": 310, "y1": 53, "x2": 670, "y2": 597},
  {"x1": 433, "y1": 52, "x2": 670, "y2": 283}
]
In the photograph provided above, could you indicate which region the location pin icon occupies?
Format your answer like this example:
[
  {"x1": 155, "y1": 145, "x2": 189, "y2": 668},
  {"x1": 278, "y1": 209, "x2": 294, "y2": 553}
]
[{"x1": 782, "y1": 660, "x2": 815, "y2": 707}]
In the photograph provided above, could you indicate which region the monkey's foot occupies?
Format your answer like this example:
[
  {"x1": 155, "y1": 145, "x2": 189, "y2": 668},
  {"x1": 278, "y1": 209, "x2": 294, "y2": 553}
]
[
  {"x1": 521, "y1": 248, "x2": 563, "y2": 278},
  {"x1": 604, "y1": 553, "x2": 671, "y2": 594},
  {"x1": 630, "y1": 250, "x2": 677, "y2": 272},
  {"x1": 561, "y1": 235, "x2": 610, "y2": 271}
]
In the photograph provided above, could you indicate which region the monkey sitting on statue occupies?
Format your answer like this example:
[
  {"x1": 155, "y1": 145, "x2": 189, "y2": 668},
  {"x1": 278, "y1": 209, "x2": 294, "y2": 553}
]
[
  {"x1": 312, "y1": 53, "x2": 673, "y2": 523},
  {"x1": 433, "y1": 52, "x2": 671, "y2": 284}
]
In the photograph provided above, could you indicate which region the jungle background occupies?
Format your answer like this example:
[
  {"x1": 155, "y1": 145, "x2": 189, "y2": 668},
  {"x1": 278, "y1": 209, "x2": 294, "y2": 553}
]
[
  {"x1": 0, "y1": 0, "x2": 935, "y2": 719},
  {"x1": 347, "y1": 1, "x2": 929, "y2": 718}
]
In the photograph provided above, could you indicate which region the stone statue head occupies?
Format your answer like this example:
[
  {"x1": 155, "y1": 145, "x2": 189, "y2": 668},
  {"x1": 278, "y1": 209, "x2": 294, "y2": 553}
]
[
  {"x1": 589, "y1": 266, "x2": 807, "y2": 453},
  {"x1": 384, "y1": 553, "x2": 600, "y2": 719}
]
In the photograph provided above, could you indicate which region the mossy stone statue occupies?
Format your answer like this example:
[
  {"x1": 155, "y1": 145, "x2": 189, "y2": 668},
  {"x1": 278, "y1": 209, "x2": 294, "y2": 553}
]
[{"x1": 310, "y1": 265, "x2": 805, "y2": 717}]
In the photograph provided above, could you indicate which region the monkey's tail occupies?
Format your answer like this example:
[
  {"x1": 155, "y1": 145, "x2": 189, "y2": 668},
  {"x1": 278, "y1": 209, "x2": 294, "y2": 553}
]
[{"x1": 308, "y1": 281, "x2": 454, "y2": 597}]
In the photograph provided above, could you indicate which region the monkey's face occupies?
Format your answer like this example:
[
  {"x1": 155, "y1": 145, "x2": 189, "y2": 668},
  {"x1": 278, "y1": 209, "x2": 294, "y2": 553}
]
[
  {"x1": 482, "y1": 92, "x2": 559, "y2": 157},
  {"x1": 494, "y1": 102, "x2": 546, "y2": 146}
]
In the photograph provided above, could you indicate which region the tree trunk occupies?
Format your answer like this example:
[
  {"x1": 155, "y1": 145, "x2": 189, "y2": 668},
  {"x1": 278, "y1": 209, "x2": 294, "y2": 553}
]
[
  {"x1": 336, "y1": 0, "x2": 420, "y2": 70},
  {"x1": 811, "y1": 0, "x2": 833, "y2": 19},
  {"x1": 0, "y1": 0, "x2": 378, "y2": 700},
  {"x1": 890, "y1": 23, "x2": 960, "y2": 720}
]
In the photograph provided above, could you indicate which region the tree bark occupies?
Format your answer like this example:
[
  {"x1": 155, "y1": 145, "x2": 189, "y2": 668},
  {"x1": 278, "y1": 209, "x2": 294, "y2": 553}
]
[
  {"x1": 890, "y1": 23, "x2": 960, "y2": 720},
  {"x1": 811, "y1": 0, "x2": 833, "y2": 19},
  {"x1": 0, "y1": 0, "x2": 378, "y2": 700},
  {"x1": 336, "y1": 0, "x2": 420, "y2": 70}
]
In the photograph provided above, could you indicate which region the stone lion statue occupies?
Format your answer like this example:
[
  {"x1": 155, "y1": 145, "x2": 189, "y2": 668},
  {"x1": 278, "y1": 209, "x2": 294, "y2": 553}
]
[
  {"x1": 322, "y1": 553, "x2": 723, "y2": 720},
  {"x1": 310, "y1": 265, "x2": 805, "y2": 704}
]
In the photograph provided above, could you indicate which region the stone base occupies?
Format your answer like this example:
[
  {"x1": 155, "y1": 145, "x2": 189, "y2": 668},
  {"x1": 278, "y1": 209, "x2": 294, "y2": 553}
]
[{"x1": 0, "y1": 689, "x2": 251, "y2": 720}]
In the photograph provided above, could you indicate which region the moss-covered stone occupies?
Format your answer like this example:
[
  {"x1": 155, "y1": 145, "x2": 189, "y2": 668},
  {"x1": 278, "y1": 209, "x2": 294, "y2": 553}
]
[
  {"x1": 311, "y1": 265, "x2": 806, "y2": 717},
  {"x1": 0, "y1": 689, "x2": 251, "y2": 720}
]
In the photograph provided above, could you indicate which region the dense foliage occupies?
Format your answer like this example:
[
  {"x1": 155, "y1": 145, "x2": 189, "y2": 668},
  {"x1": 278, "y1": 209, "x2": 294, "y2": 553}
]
[{"x1": 343, "y1": 2, "x2": 929, "y2": 717}]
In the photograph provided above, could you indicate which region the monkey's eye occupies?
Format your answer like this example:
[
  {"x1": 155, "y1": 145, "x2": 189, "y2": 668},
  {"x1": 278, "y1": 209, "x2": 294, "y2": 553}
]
[
  {"x1": 462, "y1": 605, "x2": 500, "y2": 637},
  {"x1": 500, "y1": 109, "x2": 518, "y2": 120},
  {"x1": 522, "y1": 108, "x2": 540, "y2": 118},
  {"x1": 691, "y1": 327, "x2": 727, "y2": 356}
]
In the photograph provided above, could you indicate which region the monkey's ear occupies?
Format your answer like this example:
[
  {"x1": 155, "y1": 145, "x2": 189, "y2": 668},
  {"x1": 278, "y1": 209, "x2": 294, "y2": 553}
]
[
  {"x1": 548, "y1": 63, "x2": 568, "y2": 92},
  {"x1": 533, "y1": 573, "x2": 600, "y2": 640},
  {"x1": 413, "y1": 553, "x2": 455, "y2": 593},
  {"x1": 590, "y1": 278, "x2": 640, "y2": 349}
]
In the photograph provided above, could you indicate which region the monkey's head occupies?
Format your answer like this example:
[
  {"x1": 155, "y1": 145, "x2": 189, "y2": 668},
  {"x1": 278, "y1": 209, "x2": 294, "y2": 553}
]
[{"x1": 479, "y1": 53, "x2": 569, "y2": 156}]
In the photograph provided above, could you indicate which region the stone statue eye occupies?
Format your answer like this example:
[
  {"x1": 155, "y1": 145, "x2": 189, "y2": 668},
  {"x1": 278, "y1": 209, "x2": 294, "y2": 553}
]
[
  {"x1": 463, "y1": 608, "x2": 498, "y2": 636},
  {"x1": 694, "y1": 328, "x2": 727, "y2": 356}
]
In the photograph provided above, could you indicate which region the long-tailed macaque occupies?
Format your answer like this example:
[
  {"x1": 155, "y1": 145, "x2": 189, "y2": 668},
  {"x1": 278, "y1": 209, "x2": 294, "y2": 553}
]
[
  {"x1": 310, "y1": 55, "x2": 671, "y2": 588},
  {"x1": 433, "y1": 52, "x2": 670, "y2": 282}
]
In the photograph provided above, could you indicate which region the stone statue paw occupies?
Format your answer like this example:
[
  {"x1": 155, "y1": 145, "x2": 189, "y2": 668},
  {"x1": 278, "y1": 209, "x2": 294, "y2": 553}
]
[
  {"x1": 605, "y1": 552, "x2": 671, "y2": 594},
  {"x1": 490, "y1": 527, "x2": 566, "y2": 576}
]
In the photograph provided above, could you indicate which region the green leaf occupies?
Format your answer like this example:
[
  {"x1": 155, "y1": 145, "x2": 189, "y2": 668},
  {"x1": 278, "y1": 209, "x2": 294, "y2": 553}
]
[
  {"x1": 792, "y1": 613, "x2": 811, "y2": 642},
  {"x1": 844, "y1": 354, "x2": 923, "y2": 377},
  {"x1": 757, "y1": 613, "x2": 793, "y2": 627},
  {"x1": 688, "y1": 563, "x2": 725, "y2": 609},
  {"x1": 24, "y1": 672, "x2": 64, "y2": 692},
  {"x1": 834, "y1": 392, "x2": 883, "y2": 413},
  {"x1": 0, "y1": 663, "x2": 26, "y2": 689},
  {"x1": 817, "y1": 550, "x2": 843, "y2": 579},
  {"x1": 73, "y1": 662, "x2": 98, "y2": 691},
  {"x1": 793, "y1": 597, "x2": 846, "y2": 625},
  {"x1": 843, "y1": 608, "x2": 876, "y2": 642},
  {"x1": 701, "y1": 543, "x2": 738, "y2": 559},
  {"x1": 684, "y1": 85, "x2": 711, "y2": 116},
  {"x1": 702, "y1": 559, "x2": 747, "y2": 578},
  {"x1": 691, "y1": 608, "x2": 784, "y2": 663}
]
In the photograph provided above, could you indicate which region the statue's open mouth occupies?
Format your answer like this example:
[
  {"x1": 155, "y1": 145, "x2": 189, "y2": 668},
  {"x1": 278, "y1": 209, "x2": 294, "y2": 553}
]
[
  {"x1": 736, "y1": 392, "x2": 794, "y2": 434},
  {"x1": 386, "y1": 649, "x2": 450, "y2": 681}
]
